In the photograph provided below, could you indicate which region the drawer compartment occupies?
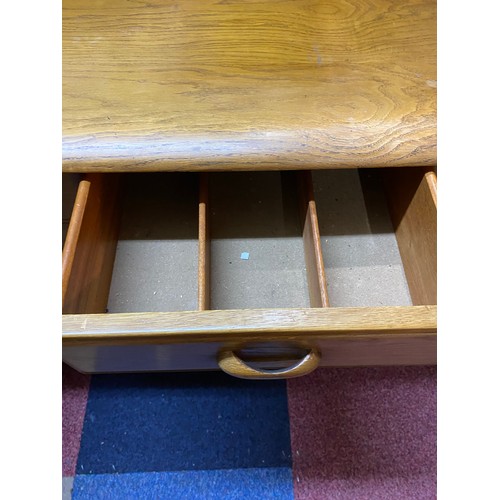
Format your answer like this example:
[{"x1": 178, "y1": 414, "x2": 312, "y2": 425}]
[
  {"x1": 209, "y1": 171, "x2": 316, "y2": 310},
  {"x1": 107, "y1": 173, "x2": 199, "y2": 313},
  {"x1": 313, "y1": 169, "x2": 429, "y2": 307},
  {"x1": 62, "y1": 168, "x2": 436, "y2": 376}
]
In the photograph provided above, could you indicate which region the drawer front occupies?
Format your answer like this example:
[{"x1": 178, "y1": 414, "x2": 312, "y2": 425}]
[
  {"x1": 62, "y1": 306, "x2": 436, "y2": 375},
  {"x1": 63, "y1": 334, "x2": 436, "y2": 374}
]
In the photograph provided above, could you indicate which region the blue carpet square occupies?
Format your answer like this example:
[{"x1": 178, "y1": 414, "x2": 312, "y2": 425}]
[
  {"x1": 76, "y1": 372, "x2": 292, "y2": 474},
  {"x1": 72, "y1": 468, "x2": 293, "y2": 500}
]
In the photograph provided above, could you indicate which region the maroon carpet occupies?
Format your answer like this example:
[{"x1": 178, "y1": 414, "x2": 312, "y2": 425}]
[
  {"x1": 287, "y1": 366, "x2": 436, "y2": 499},
  {"x1": 62, "y1": 365, "x2": 90, "y2": 477}
]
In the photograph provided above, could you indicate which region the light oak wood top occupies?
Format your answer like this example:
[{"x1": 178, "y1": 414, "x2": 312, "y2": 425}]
[{"x1": 63, "y1": 0, "x2": 436, "y2": 172}]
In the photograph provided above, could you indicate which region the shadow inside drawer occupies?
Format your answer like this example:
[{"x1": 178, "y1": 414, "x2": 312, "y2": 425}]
[
  {"x1": 312, "y1": 169, "x2": 412, "y2": 307},
  {"x1": 209, "y1": 171, "x2": 309, "y2": 310},
  {"x1": 107, "y1": 173, "x2": 199, "y2": 313}
]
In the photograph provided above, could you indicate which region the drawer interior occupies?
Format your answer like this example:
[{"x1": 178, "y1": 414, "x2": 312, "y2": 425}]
[
  {"x1": 209, "y1": 172, "x2": 309, "y2": 310},
  {"x1": 313, "y1": 170, "x2": 412, "y2": 307},
  {"x1": 107, "y1": 173, "x2": 199, "y2": 313},
  {"x1": 62, "y1": 168, "x2": 436, "y2": 315}
]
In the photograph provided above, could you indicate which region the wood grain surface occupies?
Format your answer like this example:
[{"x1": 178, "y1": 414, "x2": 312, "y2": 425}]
[
  {"x1": 425, "y1": 169, "x2": 437, "y2": 206},
  {"x1": 198, "y1": 173, "x2": 210, "y2": 310},
  {"x1": 62, "y1": 305, "x2": 436, "y2": 345},
  {"x1": 62, "y1": 179, "x2": 90, "y2": 305},
  {"x1": 63, "y1": 174, "x2": 122, "y2": 314},
  {"x1": 298, "y1": 171, "x2": 330, "y2": 307},
  {"x1": 384, "y1": 167, "x2": 437, "y2": 305},
  {"x1": 63, "y1": 0, "x2": 436, "y2": 172},
  {"x1": 62, "y1": 306, "x2": 436, "y2": 372}
]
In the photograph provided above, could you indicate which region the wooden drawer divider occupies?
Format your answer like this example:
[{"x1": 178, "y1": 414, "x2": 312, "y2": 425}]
[
  {"x1": 196, "y1": 171, "x2": 331, "y2": 311},
  {"x1": 297, "y1": 171, "x2": 330, "y2": 308},
  {"x1": 198, "y1": 173, "x2": 210, "y2": 311},
  {"x1": 62, "y1": 174, "x2": 122, "y2": 314},
  {"x1": 383, "y1": 168, "x2": 437, "y2": 306},
  {"x1": 62, "y1": 179, "x2": 90, "y2": 306}
]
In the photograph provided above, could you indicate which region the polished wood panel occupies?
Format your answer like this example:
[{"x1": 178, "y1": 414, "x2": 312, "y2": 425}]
[
  {"x1": 298, "y1": 172, "x2": 329, "y2": 307},
  {"x1": 198, "y1": 173, "x2": 210, "y2": 310},
  {"x1": 63, "y1": 174, "x2": 122, "y2": 314},
  {"x1": 384, "y1": 168, "x2": 437, "y2": 305},
  {"x1": 62, "y1": 305, "x2": 436, "y2": 345},
  {"x1": 62, "y1": 307, "x2": 436, "y2": 373},
  {"x1": 63, "y1": 334, "x2": 436, "y2": 373},
  {"x1": 63, "y1": 0, "x2": 436, "y2": 172},
  {"x1": 62, "y1": 180, "x2": 90, "y2": 305}
]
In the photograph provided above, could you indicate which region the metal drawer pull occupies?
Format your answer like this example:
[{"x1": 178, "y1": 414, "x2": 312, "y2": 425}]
[{"x1": 217, "y1": 347, "x2": 320, "y2": 380}]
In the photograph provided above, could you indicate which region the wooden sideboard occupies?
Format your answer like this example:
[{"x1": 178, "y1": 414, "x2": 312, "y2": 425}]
[{"x1": 62, "y1": 0, "x2": 436, "y2": 378}]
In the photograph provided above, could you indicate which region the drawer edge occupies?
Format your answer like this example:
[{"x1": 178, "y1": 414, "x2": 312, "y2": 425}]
[{"x1": 62, "y1": 305, "x2": 436, "y2": 346}]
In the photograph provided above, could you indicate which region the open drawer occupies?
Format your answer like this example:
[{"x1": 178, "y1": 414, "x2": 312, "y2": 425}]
[{"x1": 62, "y1": 168, "x2": 436, "y2": 378}]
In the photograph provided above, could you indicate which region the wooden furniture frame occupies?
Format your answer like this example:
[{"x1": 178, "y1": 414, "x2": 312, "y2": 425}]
[{"x1": 62, "y1": 0, "x2": 436, "y2": 379}]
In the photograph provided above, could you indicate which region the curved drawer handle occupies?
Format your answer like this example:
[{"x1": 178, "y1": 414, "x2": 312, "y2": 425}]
[{"x1": 217, "y1": 347, "x2": 321, "y2": 380}]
